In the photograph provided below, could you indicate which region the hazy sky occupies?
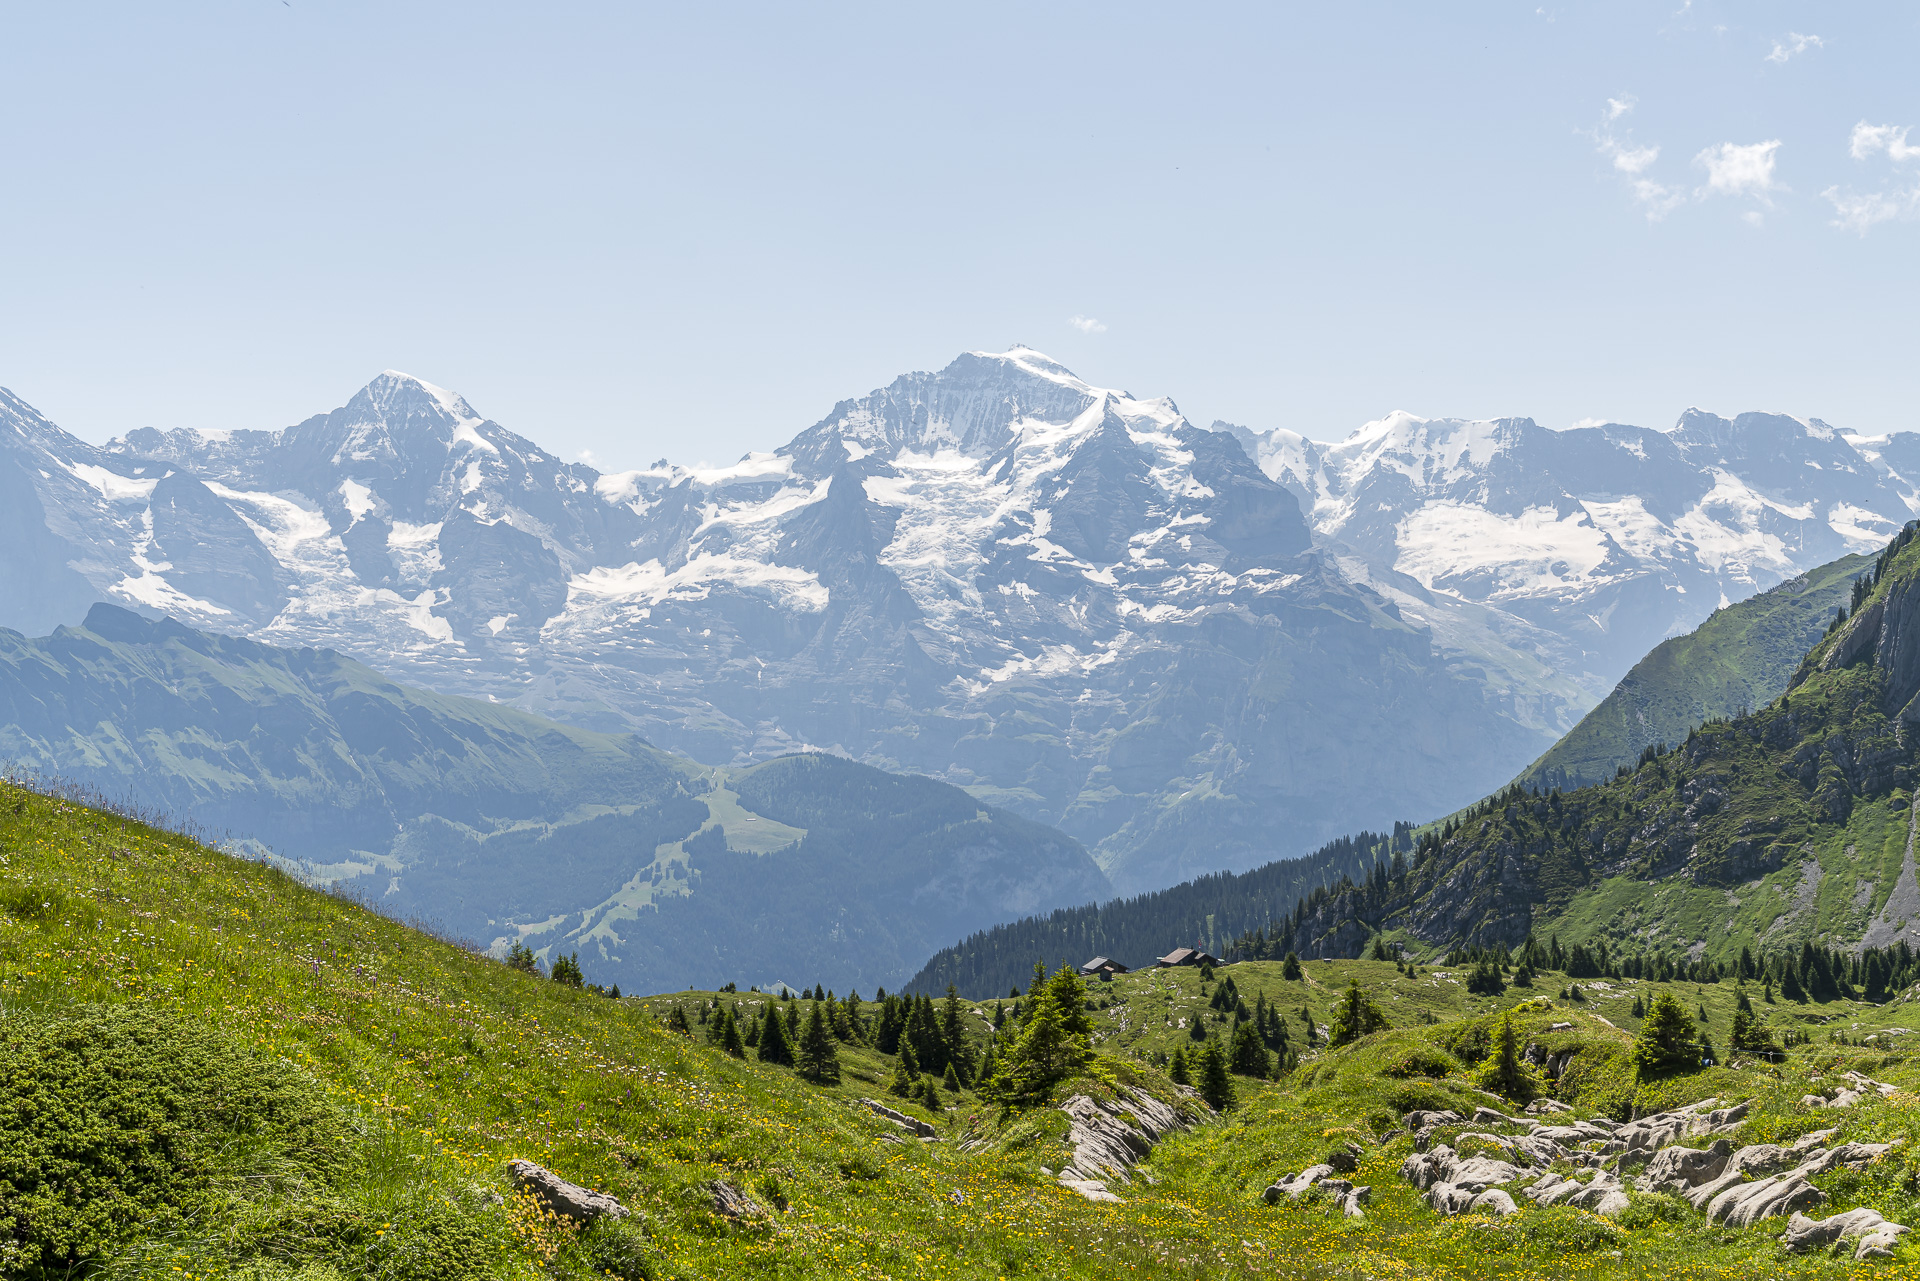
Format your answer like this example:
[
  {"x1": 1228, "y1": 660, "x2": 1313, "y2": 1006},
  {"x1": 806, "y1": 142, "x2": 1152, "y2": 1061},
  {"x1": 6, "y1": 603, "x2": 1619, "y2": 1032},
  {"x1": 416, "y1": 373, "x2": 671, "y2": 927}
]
[{"x1": 3, "y1": 2, "x2": 1916, "y2": 468}]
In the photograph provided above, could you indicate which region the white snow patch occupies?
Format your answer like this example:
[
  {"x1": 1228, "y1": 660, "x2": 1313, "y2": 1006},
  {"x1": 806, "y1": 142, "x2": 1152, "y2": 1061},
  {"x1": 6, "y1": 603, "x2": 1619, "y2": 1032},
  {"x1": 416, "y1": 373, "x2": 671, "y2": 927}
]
[
  {"x1": 67, "y1": 463, "x2": 160, "y2": 501},
  {"x1": 1395, "y1": 503, "x2": 1609, "y2": 597},
  {"x1": 338, "y1": 479, "x2": 375, "y2": 523}
]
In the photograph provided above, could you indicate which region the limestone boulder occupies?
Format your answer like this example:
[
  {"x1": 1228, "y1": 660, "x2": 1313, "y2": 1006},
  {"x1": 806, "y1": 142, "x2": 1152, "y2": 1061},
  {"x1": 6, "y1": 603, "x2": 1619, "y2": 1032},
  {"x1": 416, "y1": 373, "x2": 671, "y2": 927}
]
[
  {"x1": 1706, "y1": 1174, "x2": 1824, "y2": 1227},
  {"x1": 507, "y1": 1160, "x2": 628, "y2": 1223},
  {"x1": 1784, "y1": 1207, "x2": 1910, "y2": 1257}
]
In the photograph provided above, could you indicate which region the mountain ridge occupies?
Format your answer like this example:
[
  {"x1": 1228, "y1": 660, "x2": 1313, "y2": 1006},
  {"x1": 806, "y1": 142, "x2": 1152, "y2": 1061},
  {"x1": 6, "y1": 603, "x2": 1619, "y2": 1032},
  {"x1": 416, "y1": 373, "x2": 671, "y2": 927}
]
[
  {"x1": 0, "y1": 602, "x2": 1108, "y2": 992},
  {"x1": 3, "y1": 353, "x2": 1555, "y2": 892}
]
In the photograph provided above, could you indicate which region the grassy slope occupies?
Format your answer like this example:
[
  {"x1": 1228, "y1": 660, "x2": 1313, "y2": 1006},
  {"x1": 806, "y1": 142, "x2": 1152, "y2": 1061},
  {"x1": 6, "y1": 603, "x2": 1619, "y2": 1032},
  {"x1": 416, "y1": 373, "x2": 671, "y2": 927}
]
[
  {"x1": 15, "y1": 781, "x2": 1920, "y2": 1278},
  {"x1": 1517, "y1": 554, "x2": 1869, "y2": 791}
]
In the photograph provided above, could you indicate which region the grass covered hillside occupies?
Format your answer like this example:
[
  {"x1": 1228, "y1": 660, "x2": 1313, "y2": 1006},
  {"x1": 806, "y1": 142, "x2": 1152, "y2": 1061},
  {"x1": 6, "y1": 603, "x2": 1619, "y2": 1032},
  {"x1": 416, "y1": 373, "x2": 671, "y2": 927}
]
[
  {"x1": 20, "y1": 782, "x2": 1920, "y2": 1279},
  {"x1": 1518, "y1": 553, "x2": 1870, "y2": 791},
  {"x1": 0, "y1": 605, "x2": 1106, "y2": 994},
  {"x1": 1265, "y1": 526, "x2": 1920, "y2": 968}
]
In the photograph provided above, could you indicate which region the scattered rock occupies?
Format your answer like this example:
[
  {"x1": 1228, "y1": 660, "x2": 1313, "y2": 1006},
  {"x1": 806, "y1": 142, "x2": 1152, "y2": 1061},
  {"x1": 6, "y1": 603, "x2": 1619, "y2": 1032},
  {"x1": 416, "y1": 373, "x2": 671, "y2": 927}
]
[
  {"x1": 507, "y1": 1160, "x2": 628, "y2": 1223},
  {"x1": 1404, "y1": 1109, "x2": 1465, "y2": 1132},
  {"x1": 704, "y1": 1179, "x2": 765, "y2": 1220},
  {"x1": 1059, "y1": 1177, "x2": 1123, "y2": 1203},
  {"x1": 1526, "y1": 1098, "x2": 1573, "y2": 1115},
  {"x1": 1264, "y1": 1163, "x2": 1337, "y2": 1202},
  {"x1": 1784, "y1": 1207, "x2": 1911, "y2": 1257},
  {"x1": 862, "y1": 1098, "x2": 936, "y2": 1138},
  {"x1": 1471, "y1": 1106, "x2": 1520, "y2": 1128},
  {"x1": 1324, "y1": 1144, "x2": 1361, "y2": 1174}
]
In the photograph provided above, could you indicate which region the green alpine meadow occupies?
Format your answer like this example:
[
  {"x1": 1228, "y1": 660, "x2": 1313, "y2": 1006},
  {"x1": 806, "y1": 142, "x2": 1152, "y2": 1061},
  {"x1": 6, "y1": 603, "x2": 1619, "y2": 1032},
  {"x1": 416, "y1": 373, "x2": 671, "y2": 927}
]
[{"x1": 19, "y1": 518, "x2": 1920, "y2": 1276}]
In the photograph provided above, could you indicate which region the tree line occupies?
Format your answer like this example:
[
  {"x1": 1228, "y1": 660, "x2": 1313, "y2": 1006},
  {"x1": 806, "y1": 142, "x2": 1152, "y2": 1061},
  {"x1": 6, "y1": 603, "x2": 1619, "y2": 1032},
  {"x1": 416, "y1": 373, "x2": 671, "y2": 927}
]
[{"x1": 907, "y1": 825, "x2": 1413, "y2": 998}]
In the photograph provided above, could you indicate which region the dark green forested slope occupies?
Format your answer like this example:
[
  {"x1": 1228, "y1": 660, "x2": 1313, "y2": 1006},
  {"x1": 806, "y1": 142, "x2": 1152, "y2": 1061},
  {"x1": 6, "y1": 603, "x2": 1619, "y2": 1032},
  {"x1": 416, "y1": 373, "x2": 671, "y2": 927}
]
[
  {"x1": 1266, "y1": 525, "x2": 1920, "y2": 968},
  {"x1": 0, "y1": 605, "x2": 1106, "y2": 994},
  {"x1": 1516, "y1": 552, "x2": 1869, "y2": 790},
  {"x1": 907, "y1": 826, "x2": 1410, "y2": 997}
]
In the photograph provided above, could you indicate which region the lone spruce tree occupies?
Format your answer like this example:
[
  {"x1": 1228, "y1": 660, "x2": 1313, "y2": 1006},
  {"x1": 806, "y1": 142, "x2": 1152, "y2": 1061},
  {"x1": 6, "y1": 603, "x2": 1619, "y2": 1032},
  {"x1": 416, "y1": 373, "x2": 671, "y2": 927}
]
[
  {"x1": 1169, "y1": 1043, "x2": 1191, "y2": 1085},
  {"x1": 1282, "y1": 951, "x2": 1303, "y2": 981},
  {"x1": 719, "y1": 1007, "x2": 746, "y2": 1058},
  {"x1": 1198, "y1": 1036, "x2": 1235, "y2": 1111},
  {"x1": 1631, "y1": 991, "x2": 1701, "y2": 1076},
  {"x1": 1729, "y1": 988, "x2": 1780, "y2": 1058},
  {"x1": 758, "y1": 1002, "x2": 795, "y2": 1067},
  {"x1": 1327, "y1": 980, "x2": 1389, "y2": 1047},
  {"x1": 798, "y1": 1001, "x2": 841, "y2": 1084},
  {"x1": 1474, "y1": 1011, "x2": 1543, "y2": 1103}
]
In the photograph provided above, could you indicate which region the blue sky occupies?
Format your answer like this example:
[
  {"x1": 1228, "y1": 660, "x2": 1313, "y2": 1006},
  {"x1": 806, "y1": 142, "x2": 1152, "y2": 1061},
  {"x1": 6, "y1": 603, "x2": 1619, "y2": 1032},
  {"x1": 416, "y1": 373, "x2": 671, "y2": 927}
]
[{"x1": 2, "y1": 2, "x2": 1915, "y2": 466}]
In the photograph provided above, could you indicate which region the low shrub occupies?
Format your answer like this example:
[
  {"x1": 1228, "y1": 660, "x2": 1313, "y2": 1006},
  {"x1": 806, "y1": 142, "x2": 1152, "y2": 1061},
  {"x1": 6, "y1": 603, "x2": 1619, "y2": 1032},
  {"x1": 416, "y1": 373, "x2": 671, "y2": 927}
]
[
  {"x1": 0, "y1": 1004, "x2": 345, "y2": 1277},
  {"x1": 1381, "y1": 1047, "x2": 1458, "y2": 1079}
]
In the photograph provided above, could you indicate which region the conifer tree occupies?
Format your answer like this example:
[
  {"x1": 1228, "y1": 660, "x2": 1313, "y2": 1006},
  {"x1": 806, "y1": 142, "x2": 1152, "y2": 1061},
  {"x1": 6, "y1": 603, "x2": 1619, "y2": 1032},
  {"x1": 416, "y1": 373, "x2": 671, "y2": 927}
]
[
  {"x1": 744, "y1": 1009, "x2": 762, "y2": 1048},
  {"x1": 943, "y1": 1062, "x2": 963, "y2": 1096},
  {"x1": 506, "y1": 940, "x2": 540, "y2": 974},
  {"x1": 719, "y1": 1007, "x2": 746, "y2": 1059},
  {"x1": 1198, "y1": 1036, "x2": 1234, "y2": 1111},
  {"x1": 666, "y1": 1003, "x2": 691, "y2": 1035},
  {"x1": 550, "y1": 952, "x2": 585, "y2": 988},
  {"x1": 785, "y1": 1000, "x2": 802, "y2": 1045},
  {"x1": 1169, "y1": 1043, "x2": 1191, "y2": 1085},
  {"x1": 979, "y1": 964, "x2": 1094, "y2": 1107},
  {"x1": 1781, "y1": 962, "x2": 1807, "y2": 1002},
  {"x1": 1282, "y1": 951, "x2": 1303, "y2": 981},
  {"x1": 1327, "y1": 980, "x2": 1389, "y2": 1047},
  {"x1": 758, "y1": 1002, "x2": 795, "y2": 1066},
  {"x1": 1474, "y1": 1011, "x2": 1542, "y2": 1102},
  {"x1": 940, "y1": 984, "x2": 976, "y2": 1083},
  {"x1": 798, "y1": 1001, "x2": 841, "y2": 1084},
  {"x1": 1228, "y1": 1018, "x2": 1272, "y2": 1078},
  {"x1": 1729, "y1": 987, "x2": 1779, "y2": 1058},
  {"x1": 898, "y1": 1038, "x2": 920, "y2": 1081},
  {"x1": 975, "y1": 1039, "x2": 999, "y2": 1088},
  {"x1": 1630, "y1": 991, "x2": 1700, "y2": 1076}
]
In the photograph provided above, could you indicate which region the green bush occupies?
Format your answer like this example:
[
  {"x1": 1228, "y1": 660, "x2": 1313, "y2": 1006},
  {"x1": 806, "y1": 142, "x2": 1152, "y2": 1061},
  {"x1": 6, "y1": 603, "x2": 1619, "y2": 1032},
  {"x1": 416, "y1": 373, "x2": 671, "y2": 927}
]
[
  {"x1": 1514, "y1": 1205, "x2": 1626, "y2": 1252},
  {"x1": 1381, "y1": 1047, "x2": 1458, "y2": 1079},
  {"x1": 0, "y1": 1005, "x2": 344, "y2": 1277}
]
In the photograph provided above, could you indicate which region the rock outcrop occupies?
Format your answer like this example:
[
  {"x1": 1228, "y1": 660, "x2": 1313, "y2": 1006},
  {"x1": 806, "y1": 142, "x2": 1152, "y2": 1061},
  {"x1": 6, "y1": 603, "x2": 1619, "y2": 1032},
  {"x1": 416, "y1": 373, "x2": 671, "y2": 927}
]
[
  {"x1": 1056, "y1": 1087, "x2": 1189, "y2": 1202},
  {"x1": 1785, "y1": 1208, "x2": 1912, "y2": 1258},
  {"x1": 862, "y1": 1098, "x2": 937, "y2": 1138},
  {"x1": 506, "y1": 1160, "x2": 628, "y2": 1223}
]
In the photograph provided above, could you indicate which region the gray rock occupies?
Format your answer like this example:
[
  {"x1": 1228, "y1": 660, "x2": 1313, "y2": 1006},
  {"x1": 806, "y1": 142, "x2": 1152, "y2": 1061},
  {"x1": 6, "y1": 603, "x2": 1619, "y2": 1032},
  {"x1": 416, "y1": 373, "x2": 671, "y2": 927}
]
[
  {"x1": 705, "y1": 1179, "x2": 765, "y2": 1220},
  {"x1": 1266, "y1": 1163, "x2": 1338, "y2": 1202},
  {"x1": 1058, "y1": 1088, "x2": 1189, "y2": 1185},
  {"x1": 1636, "y1": 1139, "x2": 1732, "y2": 1193},
  {"x1": 1472, "y1": 1106, "x2": 1520, "y2": 1128},
  {"x1": 1405, "y1": 1109, "x2": 1465, "y2": 1132},
  {"x1": 1784, "y1": 1207, "x2": 1910, "y2": 1256},
  {"x1": 1059, "y1": 1177, "x2": 1123, "y2": 1203},
  {"x1": 1526, "y1": 1097, "x2": 1573, "y2": 1115},
  {"x1": 1706, "y1": 1174, "x2": 1824, "y2": 1227},
  {"x1": 507, "y1": 1160, "x2": 627, "y2": 1223},
  {"x1": 862, "y1": 1098, "x2": 937, "y2": 1138}
]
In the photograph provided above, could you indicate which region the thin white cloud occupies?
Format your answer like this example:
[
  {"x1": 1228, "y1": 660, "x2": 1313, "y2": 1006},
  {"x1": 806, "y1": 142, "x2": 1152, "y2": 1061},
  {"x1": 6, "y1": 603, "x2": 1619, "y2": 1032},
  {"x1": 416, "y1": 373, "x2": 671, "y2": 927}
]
[
  {"x1": 1592, "y1": 98, "x2": 1684, "y2": 219},
  {"x1": 1826, "y1": 122, "x2": 1920, "y2": 235},
  {"x1": 1068, "y1": 315, "x2": 1107, "y2": 334},
  {"x1": 1764, "y1": 32, "x2": 1822, "y2": 63},
  {"x1": 1822, "y1": 187, "x2": 1915, "y2": 234},
  {"x1": 1850, "y1": 122, "x2": 1920, "y2": 164},
  {"x1": 1695, "y1": 140, "x2": 1782, "y2": 203},
  {"x1": 1741, "y1": 210, "x2": 1765, "y2": 227}
]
